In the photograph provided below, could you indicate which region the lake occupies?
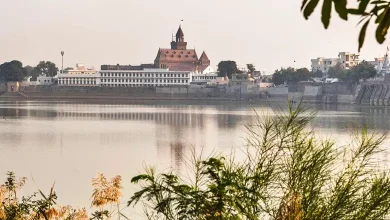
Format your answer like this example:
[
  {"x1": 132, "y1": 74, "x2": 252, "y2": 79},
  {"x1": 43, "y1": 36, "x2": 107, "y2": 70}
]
[{"x1": 0, "y1": 100, "x2": 389, "y2": 218}]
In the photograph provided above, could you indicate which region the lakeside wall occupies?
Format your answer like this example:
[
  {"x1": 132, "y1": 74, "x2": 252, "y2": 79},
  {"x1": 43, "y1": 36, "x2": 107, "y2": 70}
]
[
  {"x1": 14, "y1": 84, "x2": 262, "y2": 100},
  {"x1": 265, "y1": 82, "x2": 359, "y2": 104},
  {"x1": 0, "y1": 82, "x2": 364, "y2": 104}
]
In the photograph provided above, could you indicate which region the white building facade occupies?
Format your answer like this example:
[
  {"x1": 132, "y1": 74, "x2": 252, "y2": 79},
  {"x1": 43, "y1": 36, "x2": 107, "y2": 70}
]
[
  {"x1": 191, "y1": 73, "x2": 218, "y2": 85},
  {"x1": 36, "y1": 76, "x2": 55, "y2": 86},
  {"x1": 58, "y1": 64, "x2": 99, "y2": 86},
  {"x1": 311, "y1": 57, "x2": 340, "y2": 73},
  {"x1": 99, "y1": 69, "x2": 192, "y2": 87},
  {"x1": 311, "y1": 52, "x2": 360, "y2": 73},
  {"x1": 338, "y1": 52, "x2": 360, "y2": 69}
]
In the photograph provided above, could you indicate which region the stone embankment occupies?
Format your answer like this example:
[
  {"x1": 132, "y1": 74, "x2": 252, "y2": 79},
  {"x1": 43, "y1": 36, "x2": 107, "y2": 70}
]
[
  {"x1": 265, "y1": 82, "x2": 359, "y2": 104},
  {"x1": 0, "y1": 85, "x2": 261, "y2": 101},
  {"x1": 355, "y1": 83, "x2": 390, "y2": 106}
]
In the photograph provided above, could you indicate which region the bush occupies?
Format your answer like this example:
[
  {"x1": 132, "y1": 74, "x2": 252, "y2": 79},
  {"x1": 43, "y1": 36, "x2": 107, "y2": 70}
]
[{"x1": 129, "y1": 102, "x2": 390, "y2": 220}]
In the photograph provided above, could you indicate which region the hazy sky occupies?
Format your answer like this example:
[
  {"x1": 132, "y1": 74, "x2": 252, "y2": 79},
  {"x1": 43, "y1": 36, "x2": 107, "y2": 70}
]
[{"x1": 0, "y1": 0, "x2": 389, "y2": 74}]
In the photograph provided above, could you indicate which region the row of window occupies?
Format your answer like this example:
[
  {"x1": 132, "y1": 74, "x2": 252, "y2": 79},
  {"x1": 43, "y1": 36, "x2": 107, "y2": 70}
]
[
  {"x1": 193, "y1": 76, "x2": 216, "y2": 80},
  {"x1": 101, "y1": 84, "x2": 182, "y2": 87},
  {"x1": 59, "y1": 79, "x2": 97, "y2": 85},
  {"x1": 101, "y1": 73, "x2": 189, "y2": 78},
  {"x1": 102, "y1": 79, "x2": 188, "y2": 83}
]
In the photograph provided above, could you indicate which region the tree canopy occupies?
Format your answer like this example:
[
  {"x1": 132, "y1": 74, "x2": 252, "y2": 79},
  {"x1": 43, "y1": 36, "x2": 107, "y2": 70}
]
[
  {"x1": 272, "y1": 67, "x2": 313, "y2": 85},
  {"x1": 328, "y1": 61, "x2": 377, "y2": 83},
  {"x1": 301, "y1": 0, "x2": 390, "y2": 51},
  {"x1": 34, "y1": 61, "x2": 58, "y2": 77},
  {"x1": 247, "y1": 64, "x2": 256, "y2": 73},
  {"x1": 217, "y1": 61, "x2": 241, "y2": 79},
  {"x1": 0, "y1": 60, "x2": 26, "y2": 82}
]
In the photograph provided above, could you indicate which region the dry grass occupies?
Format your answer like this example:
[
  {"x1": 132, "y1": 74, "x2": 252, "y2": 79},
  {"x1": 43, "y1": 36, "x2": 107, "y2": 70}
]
[{"x1": 0, "y1": 172, "x2": 123, "y2": 220}]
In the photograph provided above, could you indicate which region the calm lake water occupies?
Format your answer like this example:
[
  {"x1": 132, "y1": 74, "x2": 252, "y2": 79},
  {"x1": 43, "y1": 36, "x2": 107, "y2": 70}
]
[{"x1": 0, "y1": 100, "x2": 390, "y2": 218}]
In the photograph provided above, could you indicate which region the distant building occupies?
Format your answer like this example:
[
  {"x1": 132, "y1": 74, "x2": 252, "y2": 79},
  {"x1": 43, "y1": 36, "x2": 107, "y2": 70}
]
[
  {"x1": 311, "y1": 52, "x2": 360, "y2": 74},
  {"x1": 99, "y1": 69, "x2": 191, "y2": 87},
  {"x1": 338, "y1": 52, "x2": 360, "y2": 69},
  {"x1": 191, "y1": 73, "x2": 218, "y2": 85},
  {"x1": 311, "y1": 57, "x2": 339, "y2": 73},
  {"x1": 368, "y1": 57, "x2": 385, "y2": 74},
  {"x1": 368, "y1": 48, "x2": 390, "y2": 75},
  {"x1": 231, "y1": 74, "x2": 249, "y2": 85},
  {"x1": 36, "y1": 75, "x2": 55, "y2": 86},
  {"x1": 154, "y1": 26, "x2": 211, "y2": 73},
  {"x1": 58, "y1": 63, "x2": 99, "y2": 86},
  {"x1": 100, "y1": 64, "x2": 155, "y2": 71}
]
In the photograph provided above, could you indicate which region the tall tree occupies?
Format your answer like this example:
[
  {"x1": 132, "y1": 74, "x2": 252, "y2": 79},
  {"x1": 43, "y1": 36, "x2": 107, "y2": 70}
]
[
  {"x1": 246, "y1": 64, "x2": 256, "y2": 73},
  {"x1": 34, "y1": 61, "x2": 59, "y2": 77},
  {"x1": 301, "y1": 0, "x2": 390, "y2": 51},
  {"x1": 0, "y1": 60, "x2": 25, "y2": 82},
  {"x1": 217, "y1": 61, "x2": 240, "y2": 79}
]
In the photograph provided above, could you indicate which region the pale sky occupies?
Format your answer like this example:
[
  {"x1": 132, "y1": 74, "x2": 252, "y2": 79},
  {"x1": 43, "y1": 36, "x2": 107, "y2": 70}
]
[{"x1": 0, "y1": 0, "x2": 388, "y2": 74}]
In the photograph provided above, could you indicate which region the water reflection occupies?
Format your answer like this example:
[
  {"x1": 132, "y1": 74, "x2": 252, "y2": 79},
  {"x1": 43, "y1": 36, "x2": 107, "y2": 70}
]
[{"x1": 1, "y1": 101, "x2": 390, "y2": 218}]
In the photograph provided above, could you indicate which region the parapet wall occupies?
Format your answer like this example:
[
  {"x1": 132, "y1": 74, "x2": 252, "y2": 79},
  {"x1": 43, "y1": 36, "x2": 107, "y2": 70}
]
[
  {"x1": 265, "y1": 82, "x2": 358, "y2": 104},
  {"x1": 20, "y1": 84, "x2": 262, "y2": 100}
]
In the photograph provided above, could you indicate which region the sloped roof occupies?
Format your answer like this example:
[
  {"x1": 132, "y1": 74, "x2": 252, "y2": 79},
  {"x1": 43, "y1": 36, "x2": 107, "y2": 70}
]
[
  {"x1": 155, "y1": 49, "x2": 198, "y2": 63},
  {"x1": 199, "y1": 51, "x2": 210, "y2": 63},
  {"x1": 169, "y1": 64, "x2": 197, "y2": 72}
]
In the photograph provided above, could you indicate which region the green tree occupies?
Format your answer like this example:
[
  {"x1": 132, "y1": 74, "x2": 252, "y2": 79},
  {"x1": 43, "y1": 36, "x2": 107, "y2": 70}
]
[
  {"x1": 327, "y1": 63, "x2": 346, "y2": 79},
  {"x1": 349, "y1": 61, "x2": 377, "y2": 83},
  {"x1": 313, "y1": 69, "x2": 323, "y2": 78},
  {"x1": 34, "y1": 61, "x2": 59, "y2": 77},
  {"x1": 301, "y1": 0, "x2": 390, "y2": 51},
  {"x1": 272, "y1": 67, "x2": 313, "y2": 85},
  {"x1": 247, "y1": 64, "x2": 256, "y2": 73},
  {"x1": 218, "y1": 61, "x2": 241, "y2": 79},
  {"x1": 129, "y1": 103, "x2": 390, "y2": 220},
  {"x1": 0, "y1": 60, "x2": 25, "y2": 82}
]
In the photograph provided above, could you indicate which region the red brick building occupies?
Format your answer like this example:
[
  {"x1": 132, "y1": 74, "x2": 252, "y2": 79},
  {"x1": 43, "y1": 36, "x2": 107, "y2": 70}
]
[{"x1": 154, "y1": 26, "x2": 211, "y2": 72}]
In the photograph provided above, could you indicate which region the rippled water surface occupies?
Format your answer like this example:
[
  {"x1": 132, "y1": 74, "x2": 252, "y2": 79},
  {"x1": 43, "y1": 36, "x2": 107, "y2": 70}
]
[{"x1": 0, "y1": 100, "x2": 390, "y2": 218}]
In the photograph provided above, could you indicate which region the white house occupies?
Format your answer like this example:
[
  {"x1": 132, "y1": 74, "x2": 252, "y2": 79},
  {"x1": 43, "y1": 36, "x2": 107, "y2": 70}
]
[
  {"x1": 36, "y1": 75, "x2": 55, "y2": 86},
  {"x1": 311, "y1": 57, "x2": 339, "y2": 73},
  {"x1": 338, "y1": 52, "x2": 360, "y2": 69},
  {"x1": 58, "y1": 64, "x2": 99, "y2": 86}
]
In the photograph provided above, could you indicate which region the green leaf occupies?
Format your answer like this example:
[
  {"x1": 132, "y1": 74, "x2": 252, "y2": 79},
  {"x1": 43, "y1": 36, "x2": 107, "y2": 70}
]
[
  {"x1": 301, "y1": 0, "x2": 310, "y2": 10},
  {"x1": 359, "y1": 0, "x2": 370, "y2": 13},
  {"x1": 359, "y1": 19, "x2": 370, "y2": 52},
  {"x1": 376, "y1": 8, "x2": 390, "y2": 43},
  {"x1": 333, "y1": 0, "x2": 348, "y2": 20},
  {"x1": 303, "y1": 0, "x2": 320, "y2": 19},
  {"x1": 120, "y1": 212, "x2": 131, "y2": 220},
  {"x1": 131, "y1": 174, "x2": 153, "y2": 183},
  {"x1": 322, "y1": 0, "x2": 333, "y2": 29}
]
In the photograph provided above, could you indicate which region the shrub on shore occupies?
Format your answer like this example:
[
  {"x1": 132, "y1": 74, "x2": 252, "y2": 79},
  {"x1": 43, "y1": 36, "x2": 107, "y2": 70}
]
[{"x1": 129, "y1": 102, "x2": 390, "y2": 220}]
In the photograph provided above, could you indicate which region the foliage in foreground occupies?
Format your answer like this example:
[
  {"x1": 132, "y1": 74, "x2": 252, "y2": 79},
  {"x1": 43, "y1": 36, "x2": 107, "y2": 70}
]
[
  {"x1": 129, "y1": 102, "x2": 390, "y2": 220},
  {"x1": 301, "y1": 0, "x2": 390, "y2": 51},
  {"x1": 0, "y1": 172, "x2": 125, "y2": 220}
]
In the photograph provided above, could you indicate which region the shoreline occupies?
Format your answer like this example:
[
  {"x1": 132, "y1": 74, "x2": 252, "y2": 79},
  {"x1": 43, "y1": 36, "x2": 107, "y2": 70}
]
[{"x1": 0, "y1": 95, "x2": 355, "y2": 106}]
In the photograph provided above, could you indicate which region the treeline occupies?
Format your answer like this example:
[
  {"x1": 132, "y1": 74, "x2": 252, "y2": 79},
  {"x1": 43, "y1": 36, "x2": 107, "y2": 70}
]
[
  {"x1": 0, "y1": 60, "x2": 58, "y2": 82},
  {"x1": 327, "y1": 61, "x2": 377, "y2": 83},
  {"x1": 271, "y1": 61, "x2": 377, "y2": 85},
  {"x1": 272, "y1": 67, "x2": 321, "y2": 85}
]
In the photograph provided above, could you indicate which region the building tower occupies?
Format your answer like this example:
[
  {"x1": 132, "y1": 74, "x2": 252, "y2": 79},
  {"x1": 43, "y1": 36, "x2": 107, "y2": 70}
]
[
  {"x1": 170, "y1": 25, "x2": 187, "y2": 50},
  {"x1": 381, "y1": 48, "x2": 389, "y2": 75}
]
